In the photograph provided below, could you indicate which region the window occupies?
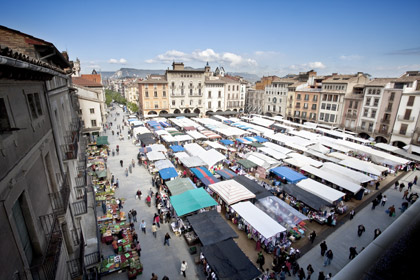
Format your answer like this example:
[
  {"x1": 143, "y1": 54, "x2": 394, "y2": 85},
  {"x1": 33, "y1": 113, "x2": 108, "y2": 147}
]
[
  {"x1": 311, "y1": 104, "x2": 317, "y2": 110},
  {"x1": 181, "y1": 100, "x2": 184, "y2": 106},
  {"x1": 322, "y1": 94, "x2": 327, "y2": 101},
  {"x1": 297, "y1": 94, "x2": 301, "y2": 100},
  {"x1": 325, "y1": 113, "x2": 330, "y2": 122},
  {"x1": 0, "y1": 98, "x2": 11, "y2": 132},
  {"x1": 373, "y1": 98, "x2": 379, "y2": 106},
  {"x1": 321, "y1": 103, "x2": 326, "y2": 109},
  {"x1": 326, "y1": 104, "x2": 331, "y2": 110},
  {"x1": 400, "y1": 124, "x2": 408, "y2": 135},
  {"x1": 371, "y1": 109, "x2": 376, "y2": 118},
  {"x1": 363, "y1": 109, "x2": 368, "y2": 117},
  {"x1": 304, "y1": 94, "x2": 309, "y2": 101},
  {"x1": 302, "y1": 111, "x2": 307, "y2": 118},
  {"x1": 198, "y1": 99, "x2": 202, "y2": 105},
  {"x1": 163, "y1": 91, "x2": 166, "y2": 97},
  {"x1": 228, "y1": 85, "x2": 231, "y2": 91},
  {"x1": 368, "y1": 122, "x2": 373, "y2": 132},
  {"x1": 389, "y1": 92, "x2": 395, "y2": 101},
  {"x1": 329, "y1": 114, "x2": 335, "y2": 122},
  {"x1": 172, "y1": 100, "x2": 175, "y2": 106},
  {"x1": 273, "y1": 105, "x2": 276, "y2": 111},
  {"x1": 27, "y1": 93, "x2": 43, "y2": 119},
  {"x1": 154, "y1": 91, "x2": 158, "y2": 97},
  {"x1": 354, "y1": 101, "x2": 358, "y2": 109},
  {"x1": 190, "y1": 100, "x2": 193, "y2": 106},
  {"x1": 198, "y1": 89, "x2": 201, "y2": 95},
  {"x1": 331, "y1": 104, "x2": 337, "y2": 111},
  {"x1": 333, "y1": 95, "x2": 338, "y2": 102},
  {"x1": 313, "y1": 95, "x2": 318, "y2": 101},
  {"x1": 267, "y1": 105, "x2": 271, "y2": 111},
  {"x1": 13, "y1": 197, "x2": 34, "y2": 264},
  {"x1": 361, "y1": 121, "x2": 366, "y2": 129},
  {"x1": 208, "y1": 101, "x2": 211, "y2": 108},
  {"x1": 320, "y1": 113, "x2": 324, "y2": 120},
  {"x1": 91, "y1": 120, "x2": 97, "y2": 127},
  {"x1": 154, "y1": 84, "x2": 157, "y2": 89},
  {"x1": 189, "y1": 89, "x2": 193, "y2": 95},
  {"x1": 407, "y1": 96, "x2": 415, "y2": 106},
  {"x1": 218, "y1": 91, "x2": 221, "y2": 98},
  {"x1": 237, "y1": 85, "x2": 239, "y2": 91},
  {"x1": 365, "y1": 97, "x2": 371, "y2": 106},
  {"x1": 208, "y1": 91, "x2": 212, "y2": 98},
  {"x1": 404, "y1": 109, "x2": 412, "y2": 120},
  {"x1": 90, "y1": 108, "x2": 95, "y2": 114},
  {"x1": 303, "y1": 103, "x2": 308, "y2": 109},
  {"x1": 145, "y1": 91, "x2": 149, "y2": 98},
  {"x1": 327, "y1": 95, "x2": 332, "y2": 101},
  {"x1": 218, "y1": 101, "x2": 221, "y2": 108},
  {"x1": 154, "y1": 104, "x2": 159, "y2": 109},
  {"x1": 349, "y1": 100, "x2": 353, "y2": 109},
  {"x1": 296, "y1": 102, "x2": 301, "y2": 108}
]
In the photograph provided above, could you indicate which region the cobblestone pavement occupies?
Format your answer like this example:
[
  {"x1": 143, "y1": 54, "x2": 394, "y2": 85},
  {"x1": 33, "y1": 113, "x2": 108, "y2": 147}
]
[{"x1": 101, "y1": 106, "x2": 205, "y2": 280}]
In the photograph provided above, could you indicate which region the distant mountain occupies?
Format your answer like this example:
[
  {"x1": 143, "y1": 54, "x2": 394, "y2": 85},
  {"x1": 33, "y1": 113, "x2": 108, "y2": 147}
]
[{"x1": 101, "y1": 68, "x2": 260, "y2": 83}]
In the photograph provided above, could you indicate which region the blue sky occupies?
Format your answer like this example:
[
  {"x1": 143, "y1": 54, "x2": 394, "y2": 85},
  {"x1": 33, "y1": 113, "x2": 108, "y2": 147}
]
[{"x1": 2, "y1": 0, "x2": 420, "y2": 77}]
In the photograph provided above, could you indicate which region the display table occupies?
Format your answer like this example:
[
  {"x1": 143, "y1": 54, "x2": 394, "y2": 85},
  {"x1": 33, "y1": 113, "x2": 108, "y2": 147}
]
[{"x1": 184, "y1": 231, "x2": 199, "y2": 246}]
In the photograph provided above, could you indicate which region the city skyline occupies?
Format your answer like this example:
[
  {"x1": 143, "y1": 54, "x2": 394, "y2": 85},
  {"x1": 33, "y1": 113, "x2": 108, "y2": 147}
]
[{"x1": 2, "y1": 0, "x2": 420, "y2": 77}]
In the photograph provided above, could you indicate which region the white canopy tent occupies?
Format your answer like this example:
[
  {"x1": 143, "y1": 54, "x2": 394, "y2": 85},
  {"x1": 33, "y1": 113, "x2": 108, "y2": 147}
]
[
  {"x1": 204, "y1": 140, "x2": 227, "y2": 150},
  {"x1": 250, "y1": 117, "x2": 275, "y2": 128},
  {"x1": 174, "y1": 135, "x2": 193, "y2": 142},
  {"x1": 308, "y1": 142, "x2": 330, "y2": 154},
  {"x1": 209, "y1": 180, "x2": 255, "y2": 205},
  {"x1": 184, "y1": 143, "x2": 207, "y2": 157},
  {"x1": 328, "y1": 152, "x2": 389, "y2": 175},
  {"x1": 288, "y1": 153, "x2": 324, "y2": 168},
  {"x1": 154, "y1": 159, "x2": 175, "y2": 171},
  {"x1": 296, "y1": 178, "x2": 346, "y2": 204},
  {"x1": 244, "y1": 152, "x2": 280, "y2": 170},
  {"x1": 146, "y1": 151, "x2": 166, "y2": 161},
  {"x1": 199, "y1": 149, "x2": 226, "y2": 168},
  {"x1": 231, "y1": 201, "x2": 286, "y2": 239},
  {"x1": 318, "y1": 137, "x2": 352, "y2": 153},
  {"x1": 178, "y1": 156, "x2": 207, "y2": 168},
  {"x1": 321, "y1": 162, "x2": 373, "y2": 184},
  {"x1": 133, "y1": 126, "x2": 151, "y2": 135},
  {"x1": 149, "y1": 144, "x2": 167, "y2": 152},
  {"x1": 174, "y1": 152, "x2": 189, "y2": 159},
  {"x1": 304, "y1": 150, "x2": 341, "y2": 163},
  {"x1": 263, "y1": 142, "x2": 293, "y2": 155},
  {"x1": 186, "y1": 130, "x2": 207, "y2": 140},
  {"x1": 300, "y1": 165, "x2": 362, "y2": 194},
  {"x1": 258, "y1": 147, "x2": 288, "y2": 160}
]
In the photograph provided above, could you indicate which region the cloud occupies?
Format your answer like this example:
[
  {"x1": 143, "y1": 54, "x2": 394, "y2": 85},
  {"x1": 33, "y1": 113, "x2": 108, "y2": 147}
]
[
  {"x1": 339, "y1": 55, "x2": 362, "y2": 61},
  {"x1": 145, "y1": 48, "x2": 257, "y2": 68},
  {"x1": 386, "y1": 47, "x2": 420, "y2": 56},
  {"x1": 108, "y1": 58, "x2": 127, "y2": 64},
  {"x1": 288, "y1": 61, "x2": 326, "y2": 70}
]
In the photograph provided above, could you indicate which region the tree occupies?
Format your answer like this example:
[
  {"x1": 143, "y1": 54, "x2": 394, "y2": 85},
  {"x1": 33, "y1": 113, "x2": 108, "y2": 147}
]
[{"x1": 105, "y1": 89, "x2": 127, "y2": 106}]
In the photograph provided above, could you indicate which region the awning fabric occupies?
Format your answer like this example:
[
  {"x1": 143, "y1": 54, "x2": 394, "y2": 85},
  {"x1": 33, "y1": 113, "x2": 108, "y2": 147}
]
[
  {"x1": 95, "y1": 170, "x2": 107, "y2": 178},
  {"x1": 170, "y1": 188, "x2": 217, "y2": 217},
  {"x1": 231, "y1": 201, "x2": 286, "y2": 239},
  {"x1": 270, "y1": 166, "x2": 306, "y2": 183},
  {"x1": 159, "y1": 167, "x2": 178, "y2": 180},
  {"x1": 296, "y1": 178, "x2": 345, "y2": 204},
  {"x1": 215, "y1": 169, "x2": 237, "y2": 179},
  {"x1": 233, "y1": 175, "x2": 272, "y2": 200},
  {"x1": 204, "y1": 140, "x2": 227, "y2": 150},
  {"x1": 166, "y1": 178, "x2": 195, "y2": 196},
  {"x1": 146, "y1": 151, "x2": 166, "y2": 161},
  {"x1": 209, "y1": 179, "x2": 255, "y2": 205},
  {"x1": 237, "y1": 159, "x2": 257, "y2": 169},
  {"x1": 170, "y1": 145, "x2": 185, "y2": 152},
  {"x1": 179, "y1": 156, "x2": 207, "y2": 168},
  {"x1": 220, "y1": 139, "x2": 234, "y2": 145},
  {"x1": 256, "y1": 196, "x2": 308, "y2": 228},
  {"x1": 96, "y1": 136, "x2": 109, "y2": 146},
  {"x1": 187, "y1": 210, "x2": 238, "y2": 246},
  {"x1": 201, "y1": 239, "x2": 261, "y2": 280},
  {"x1": 191, "y1": 167, "x2": 213, "y2": 179},
  {"x1": 321, "y1": 162, "x2": 373, "y2": 184},
  {"x1": 139, "y1": 147, "x2": 152, "y2": 153},
  {"x1": 254, "y1": 136, "x2": 268, "y2": 143},
  {"x1": 154, "y1": 159, "x2": 175, "y2": 171},
  {"x1": 200, "y1": 175, "x2": 220, "y2": 186},
  {"x1": 137, "y1": 133, "x2": 156, "y2": 145},
  {"x1": 279, "y1": 183, "x2": 333, "y2": 210}
]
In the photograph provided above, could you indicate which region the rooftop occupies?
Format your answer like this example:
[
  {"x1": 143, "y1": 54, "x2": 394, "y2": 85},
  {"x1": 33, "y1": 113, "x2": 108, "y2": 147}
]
[
  {"x1": 366, "y1": 78, "x2": 395, "y2": 87},
  {"x1": 72, "y1": 76, "x2": 103, "y2": 87}
]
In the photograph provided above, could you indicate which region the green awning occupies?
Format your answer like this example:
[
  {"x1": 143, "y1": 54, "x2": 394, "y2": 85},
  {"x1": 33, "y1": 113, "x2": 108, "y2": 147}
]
[
  {"x1": 166, "y1": 178, "x2": 196, "y2": 196},
  {"x1": 248, "y1": 142, "x2": 263, "y2": 148},
  {"x1": 96, "y1": 136, "x2": 109, "y2": 146},
  {"x1": 169, "y1": 131, "x2": 184, "y2": 136},
  {"x1": 95, "y1": 169, "x2": 107, "y2": 178},
  {"x1": 170, "y1": 188, "x2": 217, "y2": 217},
  {"x1": 237, "y1": 159, "x2": 258, "y2": 169}
]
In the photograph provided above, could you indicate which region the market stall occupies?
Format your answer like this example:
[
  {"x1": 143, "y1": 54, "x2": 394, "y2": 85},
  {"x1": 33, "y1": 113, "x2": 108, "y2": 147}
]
[
  {"x1": 158, "y1": 167, "x2": 178, "y2": 180},
  {"x1": 170, "y1": 188, "x2": 218, "y2": 217},
  {"x1": 279, "y1": 183, "x2": 334, "y2": 211},
  {"x1": 209, "y1": 179, "x2": 255, "y2": 205},
  {"x1": 270, "y1": 166, "x2": 307, "y2": 184},
  {"x1": 233, "y1": 175, "x2": 272, "y2": 200},
  {"x1": 296, "y1": 178, "x2": 346, "y2": 205},
  {"x1": 215, "y1": 169, "x2": 237, "y2": 180},
  {"x1": 166, "y1": 178, "x2": 196, "y2": 196}
]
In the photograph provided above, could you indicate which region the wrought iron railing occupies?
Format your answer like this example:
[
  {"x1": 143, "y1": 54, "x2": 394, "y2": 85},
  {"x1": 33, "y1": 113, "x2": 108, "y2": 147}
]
[{"x1": 49, "y1": 173, "x2": 70, "y2": 216}]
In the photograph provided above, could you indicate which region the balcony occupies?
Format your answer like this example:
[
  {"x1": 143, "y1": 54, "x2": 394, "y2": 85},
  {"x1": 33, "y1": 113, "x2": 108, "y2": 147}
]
[
  {"x1": 345, "y1": 113, "x2": 358, "y2": 119},
  {"x1": 49, "y1": 173, "x2": 70, "y2": 216},
  {"x1": 385, "y1": 107, "x2": 392, "y2": 113},
  {"x1": 381, "y1": 118, "x2": 390, "y2": 124},
  {"x1": 31, "y1": 213, "x2": 63, "y2": 280},
  {"x1": 392, "y1": 130, "x2": 413, "y2": 137},
  {"x1": 171, "y1": 93, "x2": 185, "y2": 97},
  {"x1": 61, "y1": 127, "x2": 80, "y2": 161},
  {"x1": 72, "y1": 190, "x2": 88, "y2": 216},
  {"x1": 397, "y1": 115, "x2": 415, "y2": 122}
]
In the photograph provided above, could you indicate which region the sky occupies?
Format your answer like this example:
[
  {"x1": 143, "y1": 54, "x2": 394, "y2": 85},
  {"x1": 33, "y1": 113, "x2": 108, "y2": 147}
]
[{"x1": 2, "y1": 0, "x2": 420, "y2": 78}]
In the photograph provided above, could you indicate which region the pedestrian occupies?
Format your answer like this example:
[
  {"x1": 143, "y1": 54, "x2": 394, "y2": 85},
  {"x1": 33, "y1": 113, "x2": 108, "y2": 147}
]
[
  {"x1": 399, "y1": 183, "x2": 405, "y2": 192},
  {"x1": 408, "y1": 181, "x2": 413, "y2": 191},
  {"x1": 136, "y1": 189, "x2": 142, "y2": 200},
  {"x1": 116, "y1": 178, "x2": 119, "y2": 188},
  {"x1": 132, "y1": 209, "x2": 137, "y2": 222},
  {"x1": 117, "y1": 199, "x2": 123, "y2": 209},
  {"x1": 165, "y1": 211, "x2": 171, "y2": 223},
  {"x1": 152, "y1": 223, "x2": 157, "y2": 238},
  {"x1": 325, "y1": 273, "x2": 332, "y2": 280},
  {"x1": 140, "y1": 220, "x2": 146, "y2": 234},
  {"x1": 388, "y1": 205, "x2": 396, "y2": 217},
  {"x1": 309, "y1": 230, "x2": 316, "y2": 244},
  {"x1": 151, "y1": 273, "x2": 158, "y2": 280},
  {"x1": 162, "y1": 276, "x2": 169, "y2": 280},
  {"x1": 320, "y1": 241, "x2": 327, "y2": 256},
  {"x1": 381, "y1": 195, "x2": 387, "y2": 206},
  {"x1": 164, "y1": 232, "x2": 171, "y2": 246},
  {"x1": 132, "y1": 230, "x2": 138, "y2": 243},
  {"x1": 153, "y1": 213, "x2": 161, "y2": 228},
  {"x1": 414, "y1": 175, "x2": 418, "y2": 185},
  {"x1": 375, "y1": 181, "x2": 380, "y2": 190},
  {"x1": 298, "y1": 267, "x2": 306, "y2": 280},
  {"x1": 129, "y1": 165, "x2": 132, "y2": 174},
  {"x1": 112, "y1": 149, "x2": 115, "y2": 156},
  {"x1": 349, "y1": 246, "x2": 358, "y2": 259},
  {"x1": 371, "y1": 198, "x2": 378, "y2": 210},
  {"x1": 394, "y1": 180, "x2": 399, "y2": 189},
  {"x1": 120, "y1": 160, "x2": 123, "y2": 167},
  {"x1": 125, "y1": 168, "x2": 128, "y2": 177},
  {"x1": 256, "y1": 251, "x2": 265, "y2": 271},
  {"x1": 306, "y1": 264, "x2": 314, "y2": 280},
  {"x1": 128, "y1": 210, "x2": 133, "y2": 223},
  {"x1": 136, "y1": 241, "x2": 141, "y2": 256},
  {"x1": 357, "y1": 224, "x2": 366, "y2": 237},
  {"x1": 374, "y1": 228, "x2": 381, "y2": 239},
  {"x1": 279, "y1": 268, "x2": 286, "y2": 280},
  {"x1": 349, "y1": 209, "x2": 355, "y2": 220},
  {"x1": 323, "y1": 250, "x2": 333, "y2": 266},
  {"x1": 318, "y1": 271, "x2": 325, "y2": 280},
  {"x1": 180, "y1": 260, "x2": 188, "y2": 277},
  {"x1": 403, "y1": 189, "x2": 409, "y2": 200},
  {"x1": 111, "y1": 174, "x2": 114, "y2": 185}
]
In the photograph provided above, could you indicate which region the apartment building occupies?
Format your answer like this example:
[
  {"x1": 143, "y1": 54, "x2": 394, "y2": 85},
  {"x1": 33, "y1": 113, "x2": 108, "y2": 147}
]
[
  {"x1": 390, "y1": 71, "x2": 420, "y2": 147},
  {"x1": 264, "y1": 77, "x2": 293, "y2": 117},
  {"x1": 245, "y1": 89, "x2": 265, "y2": 114},
  {"x1": 292, "y1": 76, "x2": 323, "y2": 123},
  {"x1": 222, "y1": 76, "x2": 242, "y2": 112},
  {"x1": 0, "y1": 25, "x2": 99, "y2": 280},
  {"x1": 138, "y1": 75, "x2": 169, "y2": 116},
  {"x1": 318, "y1": 73, "x2": 370, "y2": 126},
  {"x1": 204, "y1": 77, "x2": 226, "y2": 113}
]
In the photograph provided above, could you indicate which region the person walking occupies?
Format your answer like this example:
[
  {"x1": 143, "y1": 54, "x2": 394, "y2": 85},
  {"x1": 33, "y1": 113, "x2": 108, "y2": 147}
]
[
  {"x1": 125, "y1": 168, "x2": 129, "y2": 177},
  {"x1": 399, "y1": 183, "x2": 405, "y2": 192},
  {"x1": 309, "y1": 230, "x2": 317, "y2": 244},
  {"x1": 306, "y1": 264, "x2": 314, "y2": 280},
  {"x1": 180, "y1": 260, "x2": 188, "y2": 277},
  {"x1": 394, "y1": 180, "x2": 399, "y2": 190},
  {"x1": 132, "y1": 230, "x2": 138, "y2": 243},
  {"x1": 371, "y1": 198, "x2": 378, "y2": 210},
  {"x1": 129, "y1": 164, "x2": 132, "y2": 174},
  {"x1": 151, "y1": 273, "x2": 158, "y2": 280},
  {"x1": 349, "y1": 246, "x2": 358, "y2": 259},
  {"x1": 323, "y1": 250, "x2": 333, "y2": 266},
  {"x1": 163, "y1": 232, "x2": 171, "y2": 246},
  {"x1": 408, "y1": 181, "x2": 413, "y2": 191},
  {"x1": 111, "y1": 174, "x2": 115, "y2": 185},
  {"x1": 256, "y1": 251, "x2": 265, "y2": 271},
  {"x1": 381, "y1": 195, "x2": 387, "y2": 206},
  {"x1": 140, "y1": 220, "x2": 146, "y2": 234},
  {"x1": 153, "y1": 213, "x2": 161, "y2": 228},
  {"x1": 403, "y1": 190, "x2": 409, "y2": 200},
  {"x1": 320, "y1": 241, "x2": 327, "y2": 256},
  {"x1": 374, "y1": 228, "x2": 382, "y2": 239},
  {"x1": 120, "y1": 160, "x2": 123, "y2": 167},
  {"x1": 349, "y1": 209, "x2": 355, "y2": 220},
  {"x1": 132, "y1": 209, "x2": 137, "y2": 222},
  {"x1": 128, "y1": 210, "x2": 133, "y2": 223},
  {"x1": 136, "y1": 241, "x2": 141, "y2": 256},
  {"x1": 357, "y1": 224, "x2": 366, "y2": 237},
  {"x1": 318, "y1": 271, "x2": 325, "y2": 280},
  {"x1": 414, "y1": 175, "x2": 418, "y2": 185},
  {"x1": 116, "y1": 178, "x2": 119, "y2": 188},
  {"x1": 388, "y1": 205, "x2": 396, "y2": 217},
  {"x1": 151, "y1": 223, "x2": 157, "y2": 238},
  {"x1": 132, "y1": 159, "x2": 135, "y2": 168}
]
